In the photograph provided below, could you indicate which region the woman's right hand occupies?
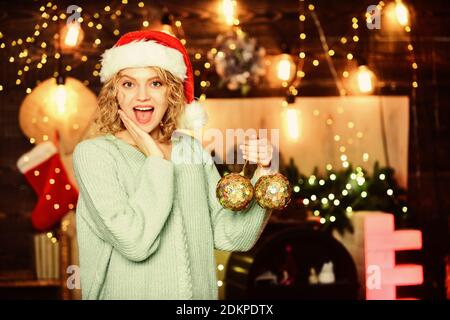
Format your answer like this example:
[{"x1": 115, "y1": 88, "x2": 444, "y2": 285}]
[{"x1": 118, "y1": 109, "x2": 164, "y2": 158}]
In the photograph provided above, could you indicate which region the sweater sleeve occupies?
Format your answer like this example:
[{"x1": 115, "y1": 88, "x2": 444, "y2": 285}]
[
  {"x1": 202, "y1": 148, "x2": 272, "y2": 252},
  {"x1": 73, "y1": 140, "x2": 174, "y2": 262}
]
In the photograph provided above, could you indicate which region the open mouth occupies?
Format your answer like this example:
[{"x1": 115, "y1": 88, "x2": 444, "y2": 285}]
[{"x1": 133, "y1": 106, "x2": 154, "y2": 124}]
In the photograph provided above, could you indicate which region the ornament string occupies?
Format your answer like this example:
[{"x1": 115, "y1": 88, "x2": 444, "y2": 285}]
[{"x1": 240, "y1": 159, "x2": 249, "y2": 176}]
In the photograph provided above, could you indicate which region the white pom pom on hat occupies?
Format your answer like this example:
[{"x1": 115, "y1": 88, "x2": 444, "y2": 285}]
[
  {"x1": 99, "y1": 30, "x2": 207, "y2": 130},
  {"x1": 177, "y1": 100, "x2": 208, "y2": 130}
]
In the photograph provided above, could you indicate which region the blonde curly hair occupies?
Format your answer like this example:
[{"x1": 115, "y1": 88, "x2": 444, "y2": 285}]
[{"x1": 94, "y1": 66, "x2": 185, "y2": 143}]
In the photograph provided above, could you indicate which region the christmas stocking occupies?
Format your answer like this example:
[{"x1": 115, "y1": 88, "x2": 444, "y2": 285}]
[{"x1": 17, "y1": 141, "x2": 79, "y2": 231}]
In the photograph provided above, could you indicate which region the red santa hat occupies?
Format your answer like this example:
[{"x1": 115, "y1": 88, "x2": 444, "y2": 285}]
[{"x1": 99, "y1": 30, "x2": 207, "y2": 130}]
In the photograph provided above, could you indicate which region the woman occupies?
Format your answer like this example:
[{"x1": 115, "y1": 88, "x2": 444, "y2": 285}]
[{"x1": 73, "y1": 30, "x2": 275, "y2": 299}]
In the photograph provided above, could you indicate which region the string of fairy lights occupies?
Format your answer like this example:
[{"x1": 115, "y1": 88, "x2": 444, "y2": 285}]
[
  {"x1": 283, "y1": 0, "x2": 414, "y2": 227},
  {"x1": 281, "y1": 1, "x2": 369, "y2": 169},
  {"x1": 281, "y1": 1, "x2": 365, "y2": 225}
]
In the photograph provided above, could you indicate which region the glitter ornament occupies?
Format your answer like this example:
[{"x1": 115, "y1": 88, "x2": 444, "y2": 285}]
[
  {"x1": 216, "y1": 161, "x2": 254, "y2": 211},
  {"x1": 255, "y1": 173, "x2": 292, "y2": 210}
]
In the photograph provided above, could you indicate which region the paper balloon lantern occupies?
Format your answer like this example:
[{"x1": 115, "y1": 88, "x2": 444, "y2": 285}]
[{"x1": 18, "y1": 77, "x2": 98, "y2": 154}]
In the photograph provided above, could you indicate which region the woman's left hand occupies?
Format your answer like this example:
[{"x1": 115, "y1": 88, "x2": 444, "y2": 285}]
[{"x1": 239, "y1": 134, "x2": 273, "y2": 168}]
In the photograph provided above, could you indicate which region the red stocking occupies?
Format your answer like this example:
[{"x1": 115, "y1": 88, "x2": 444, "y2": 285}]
[{"x1": 17, "y1": 140, "x2": 79, "y2": 231}]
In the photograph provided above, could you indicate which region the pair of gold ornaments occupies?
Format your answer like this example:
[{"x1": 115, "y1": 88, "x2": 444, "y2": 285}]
[{"x1": 216, "y1": 164, "x2": 292, "y2": 211}]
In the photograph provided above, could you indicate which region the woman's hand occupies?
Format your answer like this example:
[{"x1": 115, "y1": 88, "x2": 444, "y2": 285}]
[
  {"x1": 118, "y1": 109, "x2": 164, "y2": 158},
  {"x1": 239, "y1": 134, "x2": 273, "y2": 168}
]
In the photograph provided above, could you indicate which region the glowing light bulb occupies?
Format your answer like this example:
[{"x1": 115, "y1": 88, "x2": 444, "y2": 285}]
[
  {"x1": 355, "y1": 65, "x2": 376, "y2": 94},
  {"x1": 222, "y1": 0, "x2": 236, "y2": 26},
  {"x1": 64, "y1": 23, "x2": 82, "y2": 47},
  {"x1": 277, "y1": 55, "x2": 293, "y2": 81},
  {"x1": 395, "y1": 0, "x2": 409, "y2": 26}
]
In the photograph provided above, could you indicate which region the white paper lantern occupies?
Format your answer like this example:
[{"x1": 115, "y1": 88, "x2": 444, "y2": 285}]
[{"x1": 18, "y1": 77, "x2": 98, "y2": 154}]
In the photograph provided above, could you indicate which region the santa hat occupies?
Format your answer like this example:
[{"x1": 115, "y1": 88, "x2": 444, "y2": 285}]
[{"x1": 99, "y1": 30, "x2": 207, "y2": 130}]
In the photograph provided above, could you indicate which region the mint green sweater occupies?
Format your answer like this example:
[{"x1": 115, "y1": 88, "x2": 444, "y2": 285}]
[{"x1": 73, "y1": 132, "x2": 272, "y2": 300}]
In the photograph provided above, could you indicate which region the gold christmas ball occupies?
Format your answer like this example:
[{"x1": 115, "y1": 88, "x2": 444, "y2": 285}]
[
  {"x1": 216, "y1": 173, "x2": 255, "y2": 211},
  {"x1": 255, "y1": 173, "x2": 292, "y2": 210}
]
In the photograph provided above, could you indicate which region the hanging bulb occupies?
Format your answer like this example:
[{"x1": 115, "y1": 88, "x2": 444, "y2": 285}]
[
  {"x1": 356, "y1": 65, "x2": 376, "y2": 94},
  {"x1": 394, "y1": 0, "x2": 409, "y2": 26},
  {"x1": 350, "y1": 64, "x2": 376, "y2": 95},
  {"x1": 222, "y1": 0, "x2": 236, "y2": 26},
  {"x1": 275, "y1": 51, "x2": 296, "y2": 83},
  {"x1": 386, "y1": 0, "x2": 410, "y2": 29},
  {"x1": 61, "y1": 22, "x2": 84, "y2": 50},
  {"x1": 277, "y1": 55, "x2": 293, "y2": 81},
  {"x1": 65, "y1": 23, "x2": 81, "y2": 46}
]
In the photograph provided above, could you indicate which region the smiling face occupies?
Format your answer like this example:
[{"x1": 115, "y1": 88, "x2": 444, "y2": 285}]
[{"x1": 116, "y1": 67, "x2": 169, "y2": 135}]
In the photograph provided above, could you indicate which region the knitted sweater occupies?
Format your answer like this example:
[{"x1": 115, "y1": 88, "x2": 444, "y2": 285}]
[{"x1": 73, "y1": 131, "x2": 272, "y2": 300}]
